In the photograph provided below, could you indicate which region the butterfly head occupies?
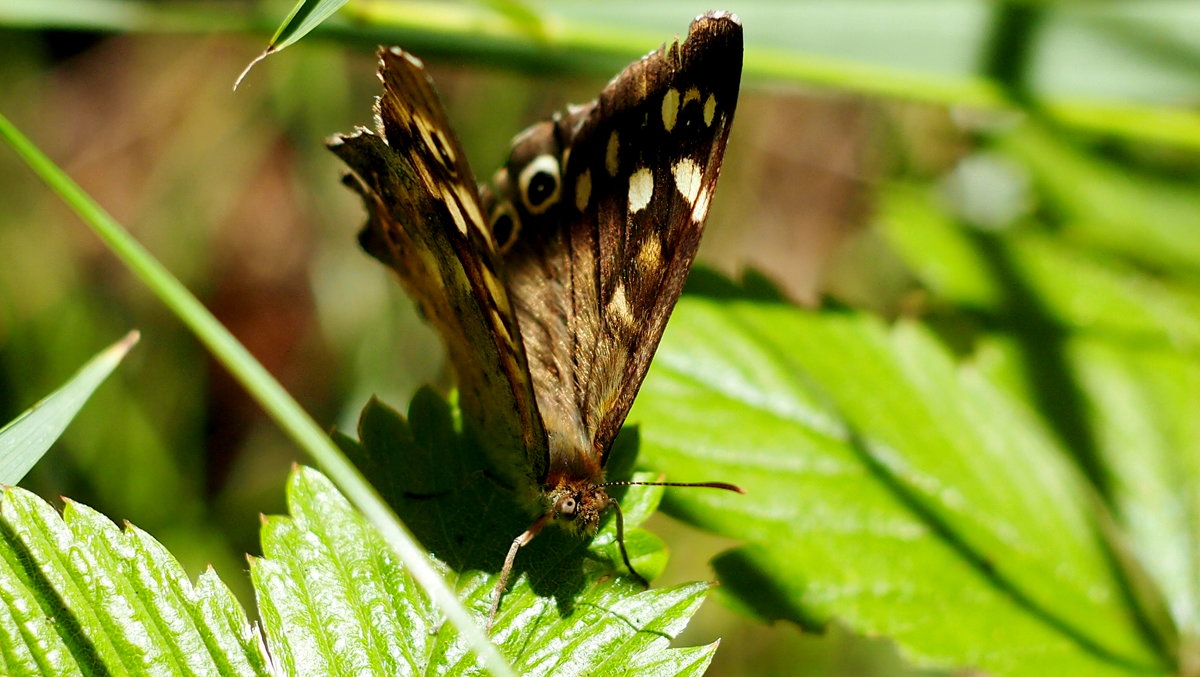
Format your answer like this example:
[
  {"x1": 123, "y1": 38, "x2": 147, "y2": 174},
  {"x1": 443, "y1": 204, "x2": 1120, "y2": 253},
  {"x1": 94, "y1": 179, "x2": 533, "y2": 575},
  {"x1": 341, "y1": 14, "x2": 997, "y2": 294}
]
[{"x1": 544, "y1": 477, "x2": 611, "y2": 536}]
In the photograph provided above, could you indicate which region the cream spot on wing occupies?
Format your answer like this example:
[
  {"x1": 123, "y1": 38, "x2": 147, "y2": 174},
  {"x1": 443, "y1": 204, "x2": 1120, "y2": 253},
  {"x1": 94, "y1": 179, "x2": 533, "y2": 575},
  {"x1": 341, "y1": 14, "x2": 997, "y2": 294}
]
[
  {"x1": 490, "y1": 308, "x2": 513, "y2": 345},
  {"x1": 638, "y1": 236, "x2": 661, "y2": 272},
  {"x1": 606, "y1": 131, "x2": 620, "y2": 176},
  {"x1": 704, "y1": 94, "x2": 717, "y2": 127},
  {"x1": 683, "y1": 87, "x2": 701, "y2": 108},
  {"x1": 692, "y1": 186, "x2": 713, "y2": 223},
  {"x1": 661, "y1": 88, "x2": 680, "y2": 132},
  {"x1": 628, "y1": 168, "x2": 653, "y2": 213},
  {"x1": 481, "y1": 265, "x2": 511, "y2": 315},
  {"x1": 455, "y1": 183, "x2": 485, "y2": 234},
  {"x1": 414, "y1": 115, "x2": 456, "y2": 167},
  {"x1": 672, "y1": 158, "x2": 702, "y2": 206},
  {"x1": 575, "y1": 168, "x2": 592, "y2": 212},
  {"x1": 607, "y1": 282, "x2": 633, "y2": 325},
  {"x1": 441, "y1": 186, "x2": 468, "y2": 234}
]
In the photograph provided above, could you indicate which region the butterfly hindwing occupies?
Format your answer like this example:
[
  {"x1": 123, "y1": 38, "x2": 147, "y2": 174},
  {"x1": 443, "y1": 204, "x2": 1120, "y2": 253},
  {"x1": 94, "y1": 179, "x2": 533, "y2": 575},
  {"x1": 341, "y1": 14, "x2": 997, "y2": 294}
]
[
  {"x1": 482, "y1": 13, "x2": 743, "y2": 479},
  {"x1": 328, "y1": 49, "x2": 549, "y2": 494}
]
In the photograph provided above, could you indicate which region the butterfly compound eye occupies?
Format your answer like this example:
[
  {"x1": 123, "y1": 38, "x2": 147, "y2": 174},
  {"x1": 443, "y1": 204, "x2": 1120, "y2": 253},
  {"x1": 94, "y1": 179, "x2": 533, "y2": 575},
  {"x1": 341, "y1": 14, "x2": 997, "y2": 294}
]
[
  {"x1": 517, "y1": 154, "x2": 561, "y2": 215},
  {"x1": 556, "y1": 494, "x2": 578, "y2": 519}
]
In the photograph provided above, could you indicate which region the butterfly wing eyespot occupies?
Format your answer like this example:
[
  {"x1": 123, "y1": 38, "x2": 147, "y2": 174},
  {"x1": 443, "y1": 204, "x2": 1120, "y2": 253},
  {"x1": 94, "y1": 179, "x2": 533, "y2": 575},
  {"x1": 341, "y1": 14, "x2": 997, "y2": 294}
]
[
  {"x1": 488, "y1": 202, "x2": 522, "y2": 254},
  {"x1": 517, "y1": 154, "x2": 561, "y2": 214}
]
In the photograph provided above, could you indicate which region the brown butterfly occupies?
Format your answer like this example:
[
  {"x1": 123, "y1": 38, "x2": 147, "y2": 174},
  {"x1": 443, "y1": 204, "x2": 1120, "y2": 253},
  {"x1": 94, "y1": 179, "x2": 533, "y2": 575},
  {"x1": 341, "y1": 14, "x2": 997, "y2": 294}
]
[{"x1": 329, "y1": 11, "x2": 744, "y2": 630}]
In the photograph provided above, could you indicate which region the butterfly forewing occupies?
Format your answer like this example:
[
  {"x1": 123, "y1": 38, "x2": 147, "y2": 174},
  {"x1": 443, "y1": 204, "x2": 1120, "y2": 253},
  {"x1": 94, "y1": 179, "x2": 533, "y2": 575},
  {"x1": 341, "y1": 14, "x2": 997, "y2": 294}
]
[
  {"x1": 329, "y1": 49, "x2": 549, "y2": 493},
  {"x1": 334, "y1": 16, "x2": 744, "y2": 627},
  {"x1": 484, "y1": 14, "x2": 744, "y2": 478}
]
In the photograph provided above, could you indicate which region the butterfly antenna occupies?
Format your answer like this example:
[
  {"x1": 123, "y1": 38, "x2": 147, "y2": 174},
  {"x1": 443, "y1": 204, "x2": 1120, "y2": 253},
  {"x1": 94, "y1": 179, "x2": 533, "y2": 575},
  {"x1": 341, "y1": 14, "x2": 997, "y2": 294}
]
[{"x1": 602, "y1": 479, "x2": 745, "y2": 493}]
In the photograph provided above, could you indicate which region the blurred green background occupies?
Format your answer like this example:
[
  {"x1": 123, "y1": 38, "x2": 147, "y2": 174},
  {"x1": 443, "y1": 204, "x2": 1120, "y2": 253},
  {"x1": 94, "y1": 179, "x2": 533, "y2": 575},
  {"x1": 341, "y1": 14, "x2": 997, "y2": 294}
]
[{"x1": 2, "y1": 1, "x2": 1198, "y2": 675}]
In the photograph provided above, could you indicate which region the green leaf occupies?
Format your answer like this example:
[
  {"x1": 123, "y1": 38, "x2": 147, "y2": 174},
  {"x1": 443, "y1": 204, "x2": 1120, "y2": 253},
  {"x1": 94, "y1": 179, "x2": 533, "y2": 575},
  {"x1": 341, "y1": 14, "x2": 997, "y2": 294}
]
[
  {"x1": 254, "y1": 458, "x2": 717, "y2": 675},
  {"x1": 631, "y1": 294, "x2": 1170, "y2": 676},
  {"x1": 0, "y1": 485, "x2": 271, "y2": 676},
  {"x1": 878, "y1": 184, "x2": 1200, "y2": 355},
  {"x1": 878, "y1": 177, "x2": 1199, "y2": 654},
  {"x1": 1063, "y1": 339, "x2": 1200, "y2": 641},
  {"x1": 0, "y1": 330, "x2": 139, "y2": 485},
  {"x1": 0, "y1": 447, "x2": 711, "y2": 674},
  {"x1": 915, "y1": 265, "x2": 1198, "y2": 645},
  {"x1": 996, "y1": 125, "x2": 1200, "y2": 274}
]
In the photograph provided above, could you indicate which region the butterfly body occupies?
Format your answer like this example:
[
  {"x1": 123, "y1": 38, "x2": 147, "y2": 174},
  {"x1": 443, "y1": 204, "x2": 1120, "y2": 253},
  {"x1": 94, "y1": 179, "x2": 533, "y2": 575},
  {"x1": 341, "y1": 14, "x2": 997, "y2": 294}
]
[{"x1": 330, "y1": 11, "x2": 743, "y2": 627}]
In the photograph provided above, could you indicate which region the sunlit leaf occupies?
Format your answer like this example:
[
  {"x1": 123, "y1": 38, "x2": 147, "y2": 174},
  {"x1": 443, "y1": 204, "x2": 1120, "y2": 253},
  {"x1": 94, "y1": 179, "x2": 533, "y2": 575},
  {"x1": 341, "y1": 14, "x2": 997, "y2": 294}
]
[
  {"x1": 632, "y1": 295, "x2": 1171, "y2": 677},
  {"x1": 0, "y1": 485, "x2": 271, "y2": 675}
]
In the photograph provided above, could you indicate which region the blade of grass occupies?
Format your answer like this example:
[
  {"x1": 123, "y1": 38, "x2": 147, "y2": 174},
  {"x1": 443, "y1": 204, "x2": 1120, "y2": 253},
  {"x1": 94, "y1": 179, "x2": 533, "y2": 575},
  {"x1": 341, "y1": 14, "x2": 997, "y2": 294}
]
[
  {"x1": 266, "y1": 0, "x2": 346, "y2": 52},
  {"x1": 234, "y1": 0, "x2": 349, "y2": 89},
  {"x1": 0, "y1": 331, "x2": 139, "y2": 485},
  {"x1": 0, "y1": 112, "x2": 513, "y2": 677}
]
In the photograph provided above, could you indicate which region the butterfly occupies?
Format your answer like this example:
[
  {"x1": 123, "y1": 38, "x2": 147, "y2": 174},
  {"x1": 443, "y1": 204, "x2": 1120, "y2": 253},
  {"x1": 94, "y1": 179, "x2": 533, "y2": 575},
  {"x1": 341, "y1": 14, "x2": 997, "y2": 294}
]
[{"x1": 328, "y1": 11, "x2": 744, "y2": 629}]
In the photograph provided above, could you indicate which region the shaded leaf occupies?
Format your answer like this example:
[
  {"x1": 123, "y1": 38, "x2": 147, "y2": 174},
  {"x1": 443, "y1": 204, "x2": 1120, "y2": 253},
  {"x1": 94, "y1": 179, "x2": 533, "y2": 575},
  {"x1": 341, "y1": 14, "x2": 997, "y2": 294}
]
[
  {"x1": 254, "y1": 460, "x2": 715, "y2": 677},
  {"x1": 257, "y1": 395, "x2": 720, "y2": 674}
]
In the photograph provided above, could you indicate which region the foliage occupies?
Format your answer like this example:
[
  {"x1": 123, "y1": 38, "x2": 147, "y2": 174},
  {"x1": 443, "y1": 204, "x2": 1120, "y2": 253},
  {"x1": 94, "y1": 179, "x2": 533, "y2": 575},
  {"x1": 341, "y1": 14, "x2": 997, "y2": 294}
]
[{"x1": 1, "y1": 2, "x2": 1198, "y2": 675}]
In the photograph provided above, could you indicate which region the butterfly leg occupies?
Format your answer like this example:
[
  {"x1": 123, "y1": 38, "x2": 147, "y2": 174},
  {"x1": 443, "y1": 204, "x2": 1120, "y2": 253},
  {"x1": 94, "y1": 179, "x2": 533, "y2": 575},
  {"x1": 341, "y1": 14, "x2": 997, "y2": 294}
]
[
  {"x1": 487, "y1": 511, "x2": 552, "y2": 632},
  {"x1": 610, "y1": 500, "x2": 648, "y2": 588}
]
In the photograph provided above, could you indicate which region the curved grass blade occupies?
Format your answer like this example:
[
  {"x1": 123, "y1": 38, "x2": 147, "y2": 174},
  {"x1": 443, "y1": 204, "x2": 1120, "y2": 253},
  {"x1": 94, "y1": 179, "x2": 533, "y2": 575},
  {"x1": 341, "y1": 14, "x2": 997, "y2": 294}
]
[
  {"x1": 0, "y1": 112, "x2": 513, "y2": 676},
  {"x1": 234, "y1": 0, "x2": 349, "y2": 89}
]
